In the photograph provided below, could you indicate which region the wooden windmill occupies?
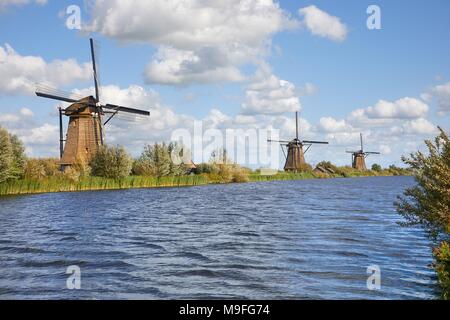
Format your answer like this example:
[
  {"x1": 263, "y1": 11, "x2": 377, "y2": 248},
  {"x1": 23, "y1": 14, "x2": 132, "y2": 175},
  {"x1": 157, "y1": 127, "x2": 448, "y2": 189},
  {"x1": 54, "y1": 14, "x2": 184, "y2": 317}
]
[
  {"x1": 35, "y1": 38, "x2": 150, "y2": 170},
  {"x1": 268, "y1": 112, "x2": 328, "y2": 172},
  {"x1": 346, "y1": 133, "x2": 380, "y2": 170}
]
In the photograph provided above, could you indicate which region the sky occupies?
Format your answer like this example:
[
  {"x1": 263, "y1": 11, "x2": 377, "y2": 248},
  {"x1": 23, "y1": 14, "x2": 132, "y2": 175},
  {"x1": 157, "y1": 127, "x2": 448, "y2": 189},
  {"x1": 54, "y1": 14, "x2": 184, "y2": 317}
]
[{"x1": 0, "y1": 0, "x2": 449, "y2": 169}]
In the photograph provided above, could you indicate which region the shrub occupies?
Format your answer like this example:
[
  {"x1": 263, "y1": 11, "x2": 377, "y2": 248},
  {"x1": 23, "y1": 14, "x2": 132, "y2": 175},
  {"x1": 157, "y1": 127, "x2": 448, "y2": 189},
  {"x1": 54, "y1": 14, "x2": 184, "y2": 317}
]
[
  {"x1": 231, "y1": 165, "x2": 249, "y2": 183},
  {"x1": 371, "y1": 163, "x2": 382, "y2": 172},
  {"x1": 64, "y1": 157, "x2": 91, "y2": 182},
  {"x1": 434, "y1": 241, "x2": 450, "y2": 300},
  {"x1": 91, "y1": 145, "x2": 132, "y2": 179},
  {"x1": 24, "y1": 158, "x2": 60, "y2": 180},
  {"x1": 133, "y1": 142, "x2": 188, "y2": 177},
  {"x1": 396, "y1": 127, "x2": 450, "y2": 299},
  {"x1": 0, "y1": 127, "x2": 13, "y2": 183}
]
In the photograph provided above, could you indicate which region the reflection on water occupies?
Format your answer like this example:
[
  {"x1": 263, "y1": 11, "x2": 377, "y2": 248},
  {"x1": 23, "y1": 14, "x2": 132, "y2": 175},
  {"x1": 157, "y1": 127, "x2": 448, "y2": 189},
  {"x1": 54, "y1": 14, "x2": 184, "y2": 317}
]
[{"x1": 0, "y1": 176, "x2": 438, "y2": 299}]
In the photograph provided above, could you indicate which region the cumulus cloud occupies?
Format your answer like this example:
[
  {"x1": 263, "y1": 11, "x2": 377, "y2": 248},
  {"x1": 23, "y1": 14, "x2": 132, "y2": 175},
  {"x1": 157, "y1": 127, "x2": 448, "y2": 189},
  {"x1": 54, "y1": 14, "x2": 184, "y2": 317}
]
[
  {"x1": 364, "y1": 97, "x2": 429, "y2": 119},
  {"x1": 0, "y1": 0, "x2": 46, "y2": 9},
  {"x1": 429, "y1": 82, "x2": 450, "y2": 115},
  {"x1": 0, "y1": 44, "x2": 92, "y2": 95},
  {"x1": 241, "y1": 64, "x2": 301, "y2": 115},
  {"x1": 402, "y1": 118, "x2": 438, "y2": 135},
  {"x1": 318, "y1": 117, "x2": 351, "y2": 133},
  {"x1": 85, "y1": 1, "x2": 349, "y2": 87},
  {"x1": 145, "y1": 46, "x2": 245, "y2": 85},
  {"x1": 86, "y1": 0, "x2": 297, "y2": 86},
  {"x1": 299, "y1": 5, "x2": 348, "y2": 42}
]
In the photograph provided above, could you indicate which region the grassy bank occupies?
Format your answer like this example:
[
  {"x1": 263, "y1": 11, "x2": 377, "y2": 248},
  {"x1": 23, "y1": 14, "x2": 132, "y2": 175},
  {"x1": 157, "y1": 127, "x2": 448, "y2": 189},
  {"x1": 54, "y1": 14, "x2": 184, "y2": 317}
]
[
  {"x1": 0, "y1": 169, "x2": 409, "y2": 197},
  {"x1": 0, "y1": 175, "x2": 208, "y2": 196}
]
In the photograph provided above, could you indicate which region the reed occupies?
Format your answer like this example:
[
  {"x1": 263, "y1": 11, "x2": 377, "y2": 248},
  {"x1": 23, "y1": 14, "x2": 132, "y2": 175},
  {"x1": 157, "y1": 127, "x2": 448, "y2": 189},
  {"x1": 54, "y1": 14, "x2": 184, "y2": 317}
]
[{"x1": 0, "y1": 175, "x2": 208, "y2": 196}]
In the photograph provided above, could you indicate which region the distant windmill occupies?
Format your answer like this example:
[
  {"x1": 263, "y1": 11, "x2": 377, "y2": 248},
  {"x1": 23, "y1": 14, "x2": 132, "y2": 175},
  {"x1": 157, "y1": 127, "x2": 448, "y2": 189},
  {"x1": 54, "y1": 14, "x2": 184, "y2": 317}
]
[
  {"x1": 35, "y1": 38, "x2": 150, "y2": 170},
  {"x1": 346, "y1": 133, "x2": 380, "y2": 170},
  {"x1": 268, "y1": 111, "x2": 328, "y2": 172}
]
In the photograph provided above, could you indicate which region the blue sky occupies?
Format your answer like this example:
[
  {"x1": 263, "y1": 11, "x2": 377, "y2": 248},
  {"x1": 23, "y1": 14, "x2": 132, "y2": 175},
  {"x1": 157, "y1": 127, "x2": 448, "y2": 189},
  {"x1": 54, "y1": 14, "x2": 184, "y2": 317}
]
[{"x1": 0, "y1": 0, "x2": 449, "y2": 168}]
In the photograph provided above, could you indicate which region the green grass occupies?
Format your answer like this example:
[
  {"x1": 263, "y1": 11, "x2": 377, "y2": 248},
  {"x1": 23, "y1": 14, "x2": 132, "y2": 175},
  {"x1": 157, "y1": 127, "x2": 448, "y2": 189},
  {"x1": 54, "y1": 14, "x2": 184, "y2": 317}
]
[
  {"x1": 0, "y1": 167, "x2": 411, "y2": 197},
  {"x1": 0, "y1": 175, "x2": 208, "y2": 196}
]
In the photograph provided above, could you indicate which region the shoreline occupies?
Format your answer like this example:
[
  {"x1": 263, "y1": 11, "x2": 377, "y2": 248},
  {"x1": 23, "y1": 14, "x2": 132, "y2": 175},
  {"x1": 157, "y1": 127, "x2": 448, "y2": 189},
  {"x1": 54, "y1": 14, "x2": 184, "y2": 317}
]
[{"x1": 0, "y1": 172, "x2": 411, "y2": 197}]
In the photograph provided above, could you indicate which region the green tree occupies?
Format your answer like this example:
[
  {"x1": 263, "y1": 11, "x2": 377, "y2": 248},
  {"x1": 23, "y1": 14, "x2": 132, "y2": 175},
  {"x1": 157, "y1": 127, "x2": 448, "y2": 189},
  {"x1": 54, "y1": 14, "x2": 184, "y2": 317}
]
[
  {"x1": 396, "y1": 127, "x2": 450, "y2": 299},
  {"x1": 133, "y1": 142, "x2": 187, "y2": 177},
  {"x1": 91, "y1": 145, "x2": 132, "y2": 179},
  {"x1": 0, "y1": 127, "x2": 13, "y2": 183},
  {"x1": 9, "y1": 133, "x2": 26, "y2": 178},
  {"x1": 371, "y1": 163, "x2": 382, "y2": 172}
]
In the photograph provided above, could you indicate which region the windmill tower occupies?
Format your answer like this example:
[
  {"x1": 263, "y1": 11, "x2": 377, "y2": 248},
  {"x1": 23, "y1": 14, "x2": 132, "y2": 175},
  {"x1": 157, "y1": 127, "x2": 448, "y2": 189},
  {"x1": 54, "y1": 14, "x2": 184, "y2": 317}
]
[
  {"x1": 346, "y1": 133, "x2": 380, "y2": 170},
  {"x1": 36, "y1": 38, "x2": 150, "y2": 170},
  {"x1": 268, "y1": 112, "x2": 328, "y2": 172}
]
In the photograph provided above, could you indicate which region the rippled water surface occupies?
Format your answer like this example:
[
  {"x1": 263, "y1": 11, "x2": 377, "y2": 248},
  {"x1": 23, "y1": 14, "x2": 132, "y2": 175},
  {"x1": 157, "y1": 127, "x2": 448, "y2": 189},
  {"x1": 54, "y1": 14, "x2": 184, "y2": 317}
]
[{"x1": 0, "y1": 176, "x2": 438, "y2": 299}]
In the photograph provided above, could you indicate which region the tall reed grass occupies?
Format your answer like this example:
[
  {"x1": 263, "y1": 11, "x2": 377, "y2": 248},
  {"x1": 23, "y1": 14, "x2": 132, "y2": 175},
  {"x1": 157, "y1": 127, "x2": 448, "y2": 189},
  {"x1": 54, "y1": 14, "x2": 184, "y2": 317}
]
[{"x1": 0, "y1": 175, "x2": 208, "y2": 196}]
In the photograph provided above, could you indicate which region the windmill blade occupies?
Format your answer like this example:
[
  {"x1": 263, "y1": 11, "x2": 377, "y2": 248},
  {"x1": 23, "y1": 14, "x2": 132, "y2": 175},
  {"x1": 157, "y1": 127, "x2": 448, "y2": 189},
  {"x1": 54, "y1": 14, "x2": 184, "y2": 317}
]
[
  {"x1": 346, "y1": 150, "x2": 359, "y2": 154},
  {"x1": 302, "y1": 140, "x2": 329, "y2": 144},
  {"x1": 103, "y1": 104, "x2": 150, "y2": 116},
  {"x1": 115, "y1": 113, "x2": 148, "y2": 123},
  {"x1": 365, "y1": 151, "x2": 381, "y2": 155},
  {"x1": 267, "y1": 139, "x2": 291, "y2": 143},
  {"x1": 90, "y1": 38, "x2": 100, "y2": 102},
  {"x1": 36, "y1": 91, "x2": 78, "y2": 104},
  {"x1": 35, "y1": 84, "x2": 87, "y2": 103}
]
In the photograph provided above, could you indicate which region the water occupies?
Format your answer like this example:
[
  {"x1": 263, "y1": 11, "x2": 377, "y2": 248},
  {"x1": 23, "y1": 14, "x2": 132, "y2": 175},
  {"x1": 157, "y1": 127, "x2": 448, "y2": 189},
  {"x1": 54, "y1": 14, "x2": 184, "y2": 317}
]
[{"x1": 0, "y1": 176, "x2": 438, "y2": 299}]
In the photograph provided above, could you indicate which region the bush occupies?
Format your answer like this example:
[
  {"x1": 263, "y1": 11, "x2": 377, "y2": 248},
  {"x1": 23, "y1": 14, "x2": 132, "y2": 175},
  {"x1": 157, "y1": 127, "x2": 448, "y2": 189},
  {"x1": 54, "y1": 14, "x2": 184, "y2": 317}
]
[
  {"x1": 396, "y1": 127, "x2": 450, "y2": 299},
  {"x1": 133, "y1": 142, "x2": 188, "y2": 177},
  {"x1": 64, "y1": 157, "x2": 91, "y2": 182},
  {"x1": 434, "y1": 241, "x2": 450, "y2": 300},
  {"x1": 231, "y1": 165, "x2": 250, "y2": 183},
  {"x1": 24, "y1": 158, "x2": 60, "y2": 180},
  {"x1": 90, "y1": 145, "x2": 132, "y2": 179},
  {"x1": 371, "y1": 163, "x2": 382, "y2": 172},
  {"x1": 195, "y1": 163, "x2": 217, "y2": 174},
  {"x1": 0, "y1": 127, "x2": 26, "y2": 182},
  {"x1": 0, "y1": 127, "x2": 13, "y2": 183}
]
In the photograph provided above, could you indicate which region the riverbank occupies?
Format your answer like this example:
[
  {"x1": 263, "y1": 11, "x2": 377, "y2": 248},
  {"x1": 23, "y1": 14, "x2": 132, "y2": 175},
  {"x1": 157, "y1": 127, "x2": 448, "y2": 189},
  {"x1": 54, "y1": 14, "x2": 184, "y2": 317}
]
[{"x1": 0, "y1": 169, "x2": 410, "y2": 197}]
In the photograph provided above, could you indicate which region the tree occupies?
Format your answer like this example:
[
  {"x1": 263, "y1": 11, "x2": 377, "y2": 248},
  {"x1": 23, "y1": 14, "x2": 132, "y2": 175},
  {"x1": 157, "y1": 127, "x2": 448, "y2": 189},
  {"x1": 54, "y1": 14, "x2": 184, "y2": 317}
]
[
  {"x1": 396, "y1": 127, "x2": 450, "y2": 299},
  {"x1": 9, "y1": 133, "x2": 26, "y2": 178},
  {"x1": 0, "y1": 127, "x2": 13, "y2": 183},
  {"x1": 133, "y1": 142, "x2": 187, "y2": 177},
  {"x1": 90, "y1": 145, "x2": 132, "y2": 179},
  {"x1": 371, "y1": 163, "x2": 382, "y2": 172},
  {"x1": 396, "y1": 127, "x2": 450, "y2": 235}
]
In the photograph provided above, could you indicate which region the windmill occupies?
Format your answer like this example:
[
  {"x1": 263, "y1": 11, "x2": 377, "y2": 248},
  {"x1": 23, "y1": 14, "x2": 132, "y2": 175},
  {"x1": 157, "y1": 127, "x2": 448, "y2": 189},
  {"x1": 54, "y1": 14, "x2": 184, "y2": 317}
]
[
  {"x1": 346, "y1": 133, "x2": 380, "y2": 170},
  {"x1": 35, "y1": 38, "x2": 150, "y2": 170},
  {"x1": 268, "y1": 111, "x2": 328, "y2": 172}
]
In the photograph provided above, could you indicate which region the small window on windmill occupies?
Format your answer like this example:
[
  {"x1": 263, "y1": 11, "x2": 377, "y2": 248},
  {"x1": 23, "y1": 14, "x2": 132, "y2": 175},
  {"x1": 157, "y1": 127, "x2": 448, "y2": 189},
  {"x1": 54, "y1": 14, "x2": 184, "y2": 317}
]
[{"x1": 85, "y1": 148, "x2": 89, "y2": 154}]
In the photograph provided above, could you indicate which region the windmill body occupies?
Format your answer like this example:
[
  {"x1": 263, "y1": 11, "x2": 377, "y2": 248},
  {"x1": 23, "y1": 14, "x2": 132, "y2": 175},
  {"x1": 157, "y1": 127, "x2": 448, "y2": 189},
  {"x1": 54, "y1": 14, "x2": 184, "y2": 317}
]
[
  {"x1": 269, "y1": 112, "x2": 328, "y2": 172},
  {"x1": 36, "y1": 39, "x2": 150, "y2": 170},
  {"x1": 284, "y1": 139, "x2": 306, "y2": 171},
  {"x1": 346, "y1": 134, "x2": 380, "y2": 170},
  {"x1": 60, "y1": 96, "x2": 102, "y2": 167}
]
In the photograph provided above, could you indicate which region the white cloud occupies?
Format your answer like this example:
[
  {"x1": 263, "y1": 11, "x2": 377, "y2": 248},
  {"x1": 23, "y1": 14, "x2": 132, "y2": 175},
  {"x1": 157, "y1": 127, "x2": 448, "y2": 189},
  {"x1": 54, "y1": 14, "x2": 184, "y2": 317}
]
[
  {"x1": 145, "y1": 46, "x2": 245, "y2": 85},
  {"x1": 430, "y1": 82, "x2": 450, "y2": 115},
  {"x1": 0, "y1": 44, "x2": 92, "y2": 95},
  {"x1": 19, "y1": 107, "x2": 34, "y2": 117},
  {"x1": 402, "y1": 118, "x2": 438, "y2": 135},
  {"x1": 0, "y1": 0, "x2": 46, "y2": 9},
  {"x1": 86, "y1": 0, "x2": 297, "y2": 85},
  {"x1": 379, "y1": 145, "x2": 392, "y2": 155},
  {"x1": 365, "y1": 97, "x2": 429, "y2": 119},
  {"x1": 299, "y1": 5, "x2": 348, "y2": 42},
  {"x1": 241, "y1": 64, "x2": 301, "y2": 115},
  {"x1": 318, "y1": 117, "x2": 351, "y2": 133}
]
